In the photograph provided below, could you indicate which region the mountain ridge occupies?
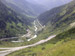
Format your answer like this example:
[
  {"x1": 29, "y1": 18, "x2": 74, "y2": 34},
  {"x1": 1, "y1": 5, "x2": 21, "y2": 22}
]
[{"x1": 2, "y1": 0, "x2": 47, "y2": 16}]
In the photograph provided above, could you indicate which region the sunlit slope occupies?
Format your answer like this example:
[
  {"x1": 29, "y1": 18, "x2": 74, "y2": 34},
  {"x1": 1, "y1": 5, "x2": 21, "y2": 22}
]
[{"x1": 7, "y1": 27, "x2": 75, "y2": 56}]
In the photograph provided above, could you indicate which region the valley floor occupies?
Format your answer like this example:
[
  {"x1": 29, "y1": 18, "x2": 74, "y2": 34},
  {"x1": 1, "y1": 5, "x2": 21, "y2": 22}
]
[
  {"x1": 7, "y1": 27, "x2": 75, "y2": 56},
  {"x1": 8, "y1": 39, "x2": 74, "y2": 56},
  {"x1": 0, "y1": 35, "x2": 56, "y2": 56}
]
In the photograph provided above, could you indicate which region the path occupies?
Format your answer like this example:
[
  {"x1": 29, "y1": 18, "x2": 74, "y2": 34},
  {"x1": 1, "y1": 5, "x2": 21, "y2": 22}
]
[{"x1": 0, "y1": 35, "x2": 56, "y2": 56}]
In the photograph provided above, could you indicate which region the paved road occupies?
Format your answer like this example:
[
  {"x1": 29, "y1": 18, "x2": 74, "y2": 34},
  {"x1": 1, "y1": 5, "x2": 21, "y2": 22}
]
[{"x1": 0, "y1": 35, "x2": 56, "y2": 56}]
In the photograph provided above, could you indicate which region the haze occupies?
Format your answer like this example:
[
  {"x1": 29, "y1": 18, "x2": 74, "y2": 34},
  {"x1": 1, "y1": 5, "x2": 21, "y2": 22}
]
[{"x1": 26, "y1": 0, "x2": 72, "y2": 9}]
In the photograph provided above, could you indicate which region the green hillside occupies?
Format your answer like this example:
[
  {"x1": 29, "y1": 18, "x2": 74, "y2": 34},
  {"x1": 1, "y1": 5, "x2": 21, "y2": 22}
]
[
  {"x1": 0, "y1": 0, "x2": 29, "y2": 39},
  {"x1": 37, "y1": 0, "x2": 75, "y2": 40},
  {"x1": 7, "y1": 26, "x2": 75, "y2": 56},
  {"x1": 38, "y1": 0, "x2": 75, "y2": 26}
]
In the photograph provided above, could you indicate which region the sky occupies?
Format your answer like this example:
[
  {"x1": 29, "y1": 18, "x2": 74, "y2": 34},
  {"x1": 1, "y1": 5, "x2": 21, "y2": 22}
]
[{"x1": 26, "y1": 0, "x2": 72, "y2": 3}]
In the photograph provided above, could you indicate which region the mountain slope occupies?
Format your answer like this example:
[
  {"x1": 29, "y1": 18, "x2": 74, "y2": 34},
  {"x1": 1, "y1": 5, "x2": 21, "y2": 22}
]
[
  {"x1": 38, "y1": 0, "x2": 75, "y2": 25},
  {"x1": 2, "y1": 0, "x2": 47, "y2": 16},
  {"x1": 36, "y1": 0, "x2": 75, "y2": 42},
  {"x1": 0, "y1": 0, "x2": 29, "y2": 39},
  {"x1": 38, "y1": 0, "x2": 75, "y2": 31}
]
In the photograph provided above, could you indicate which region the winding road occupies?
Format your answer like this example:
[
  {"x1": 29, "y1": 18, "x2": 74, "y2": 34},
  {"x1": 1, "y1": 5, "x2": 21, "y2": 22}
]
[
  {"x1": 0, "y1": 20, "x2": 56, "y2": 56},
  {"x1": 27, "y1": 20, "x2": 38, "y2": 41},
  {"x1": 0, "y1": 35, "x2": 56, "y2": 56}
]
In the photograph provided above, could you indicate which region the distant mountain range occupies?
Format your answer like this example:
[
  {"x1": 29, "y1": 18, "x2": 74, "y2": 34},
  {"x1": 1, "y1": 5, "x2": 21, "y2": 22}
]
[{"x1": 2, "y1": 0, "x2": 47, "y2": 16}]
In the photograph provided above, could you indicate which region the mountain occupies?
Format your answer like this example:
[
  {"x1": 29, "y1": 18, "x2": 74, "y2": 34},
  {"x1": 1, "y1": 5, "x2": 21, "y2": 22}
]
[
  {"x1": 0, "y1": 0, "x2": 30, "y2": 39},
  {"x1": 38, "y1": 0, "x2": 75, "y2": 28},
  {"x1": 36, "y1": 0, "x2": 75, "y2": 42},
  {"x1": 26, "y1": 0, "x2": 72, "y2": 9},
  {"x1": 2, "y1": 0, "x2": 47, "y2": 16}
]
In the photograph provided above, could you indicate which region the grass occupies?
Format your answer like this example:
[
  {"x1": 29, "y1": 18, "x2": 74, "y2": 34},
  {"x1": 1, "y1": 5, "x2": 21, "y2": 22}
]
[
  {"x1": 0, "y1": 24, "x2": 73, "y2": 47},
  {"x1": 7, "y1": 27, "x2": 75, "y2": 56},
  {"x1": 7, "y1": 39, "x2": 75, "y2": 56},
  {"x1": 0, "y1": 49, "x2": 7, "y2": 51},
  {"x1": 0, "y1": 18, "x2": 74, "y2": 47}
]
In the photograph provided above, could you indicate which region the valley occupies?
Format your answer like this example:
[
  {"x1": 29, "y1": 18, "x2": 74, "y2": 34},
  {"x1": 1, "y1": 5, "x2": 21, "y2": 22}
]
[
  {"x1": 0, "y1": 0, "x2": 75, "y2": 56},
  {"x1": 0, "y1": 19, "x2": 44, "y2": 47}
]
